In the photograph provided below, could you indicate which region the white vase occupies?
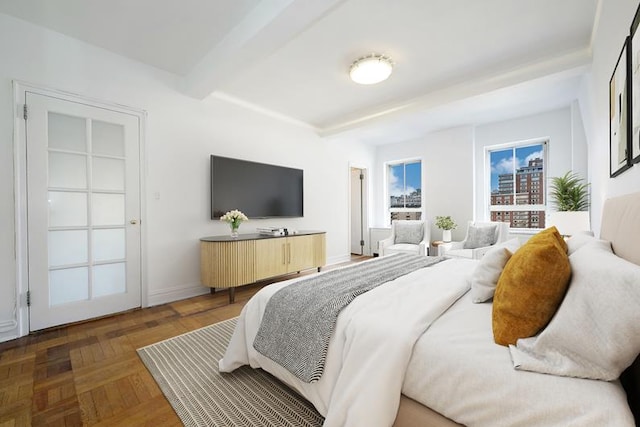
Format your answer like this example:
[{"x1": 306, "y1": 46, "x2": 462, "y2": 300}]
[{"x1": 442, "y1": 229, "x2": 452, "y2": 242}]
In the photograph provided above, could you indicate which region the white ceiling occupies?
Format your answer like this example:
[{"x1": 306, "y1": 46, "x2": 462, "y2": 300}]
[{"x1": 0, "y1": 0, "x2": 598, "y2": 145}]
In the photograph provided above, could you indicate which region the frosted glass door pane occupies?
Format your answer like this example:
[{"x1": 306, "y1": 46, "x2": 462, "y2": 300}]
[
  {"x1": 48, "y1": 112, "x2": 86, "y2": 152},
  {"x1": 48, "y1": 152, "x2": 87, "y2": 189},
  {"x1": 92, "y1": 157, "x2": 125, "y2": 191},
  {"x1": 49, "y1": 230, "x2": 88, "y2": 266},
  {"x1": 92, "y1": 194, "x2": 124, "y2": 225},
  {"x1": 93, "y1": 263, "x2": 126, "y2": 297},
  {"x1": 48, "y1": 192, "x2": 87, "y2": 227},
  {"x1": 92, "y1": 121, "x2": 124, "y2": 157},
  {"x1": 50, "y1": 267, "x2": 89, "y2": 305},
  {"x1": 93, "y1": 229, "x2": 125, "y2": 261}
]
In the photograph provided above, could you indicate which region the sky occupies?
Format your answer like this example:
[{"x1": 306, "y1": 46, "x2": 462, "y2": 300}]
[
  {"x1": 490, "y1": 144, "x2": 543, "y2": 191},
  {"x1": 388, "y1": 162, "x2": 421, "y2": 197}
]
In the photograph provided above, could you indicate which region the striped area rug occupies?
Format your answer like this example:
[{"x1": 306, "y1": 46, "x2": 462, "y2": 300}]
[{"x1": 137, "y1": 317, "x2": 323, "y2": 427}]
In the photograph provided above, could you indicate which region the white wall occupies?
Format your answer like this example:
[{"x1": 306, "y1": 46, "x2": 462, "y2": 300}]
[
  {"x1": 579, "y1": 0, "x2": 640, "y2": 235},
  {"x1": 372, "y1": 108, "x2": 586, "y2": 245},
  {"x1": 474, "y1": 106, "x2": 587, "y2": 224},
  {"x1": 373, "y1": 126, "x2": 475, "y2": 243},
  {"x1": 571, "y1": 100, "x2": 589, "y2": 180},
  {"x1": 0, "y1": 14, "x2": 375, "y2": 341}
]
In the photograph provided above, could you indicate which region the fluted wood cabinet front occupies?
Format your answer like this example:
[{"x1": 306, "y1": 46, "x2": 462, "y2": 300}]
[
  {"x1": 255, "y1": 238, "x2": 288, "y2": 280},
  {"x1": 200, "y1": 231, "x2": 326, "y2": 303},
  {"x1": 200, "y1": 240, "x2": 256, "y2": 288},
  {"x1": 288, "y1": 234, "x2": 326, "y2": 273}
]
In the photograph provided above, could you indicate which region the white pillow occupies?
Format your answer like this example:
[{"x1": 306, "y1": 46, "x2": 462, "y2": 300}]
[
  {"x1": 509, "y1": 239, "x2": 640, "y2": 380},
  {"x1": 470, "y1": 238, "x2": 521, "y2": 303},
  {"x1": 566, "y1": 231, "x2": 596, "y2": 255}
]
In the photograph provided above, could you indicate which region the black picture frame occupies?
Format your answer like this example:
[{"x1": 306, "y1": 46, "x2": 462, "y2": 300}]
[
  {"x1": 609, "y1": 37, "x2": 632, "y2": 178},
  {"x1": 631, "y1": 6, "x2": 640, "y2": 163}
]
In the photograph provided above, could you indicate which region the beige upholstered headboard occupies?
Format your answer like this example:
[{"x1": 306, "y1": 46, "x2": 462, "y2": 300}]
[
  {"x1": 600, "y1": 191, "x2": 640, "y2": 266},
  {"x1": 601, "y1": 191, "x2": 640, "y2": 423}
]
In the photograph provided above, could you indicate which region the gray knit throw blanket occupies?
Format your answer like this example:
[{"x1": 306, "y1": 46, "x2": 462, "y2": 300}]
[{"x1": 253, "y1": 253, "x2": 445, "y2": 383}]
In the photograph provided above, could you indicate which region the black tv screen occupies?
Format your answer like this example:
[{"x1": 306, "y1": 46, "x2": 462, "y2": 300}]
[{"x1": 210, "y1": 155, "x2": 304, "y2": 219}]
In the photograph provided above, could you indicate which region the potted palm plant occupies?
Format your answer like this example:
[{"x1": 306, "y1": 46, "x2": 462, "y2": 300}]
[
  {"x1": 549, "y1": 171, "x2": 590, "y2": 235},
  {"x1": 549, "y1": 171, "x2": 589, "y2": 211},
  {"x1": 435, "y1": 216, "x2": 457, "y2": 242}
]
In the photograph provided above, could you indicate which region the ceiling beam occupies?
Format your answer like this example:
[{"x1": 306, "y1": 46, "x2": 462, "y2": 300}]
[{"x1": 182, "y1": 0, "x2": 345, "y2": 99}]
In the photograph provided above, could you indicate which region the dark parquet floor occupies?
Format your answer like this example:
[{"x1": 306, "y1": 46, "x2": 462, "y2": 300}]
[{"x1": 0, "y1": 256, "x2": 367, "y2": 426}]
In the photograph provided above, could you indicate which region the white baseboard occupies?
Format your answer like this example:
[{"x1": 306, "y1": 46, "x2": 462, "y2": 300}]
[
  {"x1": 0, "y1": 332, "x2": 19, "y2": 344},
  {"x1": 147, "y1": 283, "x2": 210, "y2": 307}
]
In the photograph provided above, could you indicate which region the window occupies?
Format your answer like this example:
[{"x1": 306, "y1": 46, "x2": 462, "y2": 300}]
[
  {"x1": 487, "y1": 141, "x2": 546, "y2": 230},
  {"x1": 387, "y1": 160, "x2": 421, "y2": 223}
]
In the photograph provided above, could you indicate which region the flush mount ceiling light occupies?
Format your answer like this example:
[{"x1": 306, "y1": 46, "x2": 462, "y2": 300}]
[{"x1": 349, "y1": 54, "x2": 394, "y2": 85}]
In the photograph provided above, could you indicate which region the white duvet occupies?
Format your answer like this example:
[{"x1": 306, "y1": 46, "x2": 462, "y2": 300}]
[
  {"x1": 404, "y1": 291, "x2": 634, "y2": 426},
  {"x1": 220, "y1": 257, "x2": 635, "y2": 426},
  {"x1": 220, "y1": 257, "x2": 474, "y2": 427}
]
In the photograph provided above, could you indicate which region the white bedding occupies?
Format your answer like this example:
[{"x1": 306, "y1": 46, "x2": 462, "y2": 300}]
[
  {"x1": 220, "y1": 257, "x2": 635, "y2": 426},
  {"x1": 404, "y1": 292, "x2": 635, "y2": 426},
  {"x1": 220, "y1": 257, "x2": 474, "y2": 427}
]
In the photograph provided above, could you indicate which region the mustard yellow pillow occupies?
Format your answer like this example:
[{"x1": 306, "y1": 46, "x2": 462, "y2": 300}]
[{"x1": 492, "y1": 227, "x2": 571, "y2": 346}]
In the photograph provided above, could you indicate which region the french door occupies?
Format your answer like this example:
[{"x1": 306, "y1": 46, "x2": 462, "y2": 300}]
[{"x1": 25, "y1": 91, "x2": 142, "y2": 331}]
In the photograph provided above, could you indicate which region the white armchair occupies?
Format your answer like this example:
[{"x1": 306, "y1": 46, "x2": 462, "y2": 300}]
[
  {"x1": 440, "y1": 221, "x2": 510, "y2": 259},
  {"x1": 379, "y1": 220, "x2": 430, "y2": 256}
]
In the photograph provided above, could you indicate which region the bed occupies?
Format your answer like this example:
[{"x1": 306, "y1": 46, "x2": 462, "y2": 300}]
[{"x1": 220, "y1": 191, "x2": 640, "y2": 426}]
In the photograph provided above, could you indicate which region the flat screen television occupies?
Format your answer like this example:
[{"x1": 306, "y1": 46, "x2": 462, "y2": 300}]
[{"x1": 210, "y1": 155, "x2": 304, "y2": 219}]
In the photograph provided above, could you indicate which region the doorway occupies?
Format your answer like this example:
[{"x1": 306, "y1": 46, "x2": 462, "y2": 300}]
[
  {"x1": 350, "y1": 167, "x2": 368, "y2": 255},
  {"x1": 22, "y1": 88, "x2": 143, "y2": 331}
]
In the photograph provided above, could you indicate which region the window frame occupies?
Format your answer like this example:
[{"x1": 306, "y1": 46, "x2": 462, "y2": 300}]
[
  {"x1": 384, "y1": 158, "x2": 423, "y2": 225},
  {"x1": 484, "y1": 139, "x2": 548, "y2": 232}
]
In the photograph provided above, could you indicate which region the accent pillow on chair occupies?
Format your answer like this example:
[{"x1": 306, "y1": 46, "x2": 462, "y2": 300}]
[
  {"x1": 492, "y1": 227, "x2": 571, "y2": 346},
  {"x1": 463, "y1": 224, "x2": 498, "y2": 249},
  {"x1": 394, "y1": 222, "x2": 423, "y2": 244}
]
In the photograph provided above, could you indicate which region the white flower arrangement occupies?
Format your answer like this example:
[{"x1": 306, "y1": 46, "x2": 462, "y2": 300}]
[{"x1": 220, "y1": 209, "x2": 248, "y2": 229}]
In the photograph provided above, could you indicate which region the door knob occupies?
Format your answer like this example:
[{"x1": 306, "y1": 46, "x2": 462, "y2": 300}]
[{"x1": 130, "y1": 219, "x2": 138, "y2": 225}]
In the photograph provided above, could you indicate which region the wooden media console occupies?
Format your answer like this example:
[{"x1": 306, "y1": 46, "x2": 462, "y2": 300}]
[{"x1": 200, "y1": 231, "x2": 326, "y2": 303}]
